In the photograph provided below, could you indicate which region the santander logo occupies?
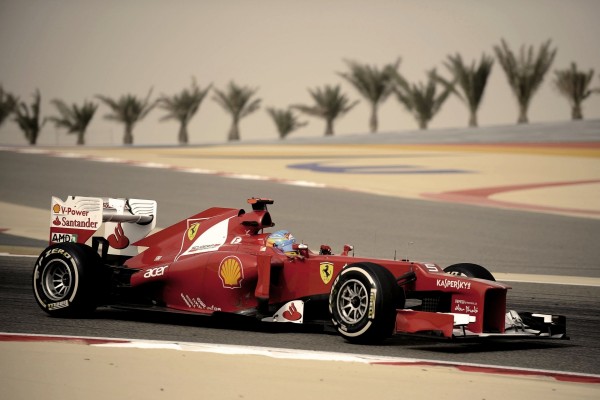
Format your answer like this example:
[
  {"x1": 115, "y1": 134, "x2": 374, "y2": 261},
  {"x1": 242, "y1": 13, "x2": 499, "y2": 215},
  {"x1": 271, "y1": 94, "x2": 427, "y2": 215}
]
[
  {"x1": 282, "y1": 302, "x2": 302, "y2": 321},
  {"x1": 107, "y1": 222, "x2": 130, "y2": 249}
]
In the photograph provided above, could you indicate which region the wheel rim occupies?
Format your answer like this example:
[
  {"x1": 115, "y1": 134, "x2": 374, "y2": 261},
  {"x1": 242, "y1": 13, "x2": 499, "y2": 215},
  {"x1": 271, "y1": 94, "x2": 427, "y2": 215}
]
[
  {"x1": 337, "y1": 278, "x2": 369, "y2": 324},
  {"x1": 42, "y1": 260, "x2": 72, "y2": 301}
]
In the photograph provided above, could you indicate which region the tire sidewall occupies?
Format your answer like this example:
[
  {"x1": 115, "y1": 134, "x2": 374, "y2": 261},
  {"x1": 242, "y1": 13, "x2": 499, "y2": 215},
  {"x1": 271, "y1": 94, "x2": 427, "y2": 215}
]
[
  {"x1": 330, "y1": 266, "x2": 377, "y2": 337},
  {"x1": 329, "y1": 263, "x2": 400, "y2": 343},
  {"x1": 33, "y1": 243, "x2": 99, "y2": 316},
  {"x1": 444, "y1": 263, "x2": 495, "y2": 281}
]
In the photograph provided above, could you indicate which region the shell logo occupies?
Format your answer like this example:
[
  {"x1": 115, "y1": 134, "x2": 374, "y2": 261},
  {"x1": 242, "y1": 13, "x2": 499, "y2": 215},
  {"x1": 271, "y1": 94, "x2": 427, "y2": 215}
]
[
  {"x1": 218, "y1": 256, "x2": 244, "y2": 289},
  {"x1": 52, "y1": 204, "x2": 61, "y2": 214}
]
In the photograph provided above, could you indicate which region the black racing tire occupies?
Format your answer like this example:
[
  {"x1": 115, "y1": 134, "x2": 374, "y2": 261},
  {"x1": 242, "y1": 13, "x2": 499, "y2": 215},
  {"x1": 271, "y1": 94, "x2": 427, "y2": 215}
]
[
  {"x1": 33, "y1": 242, "x2": 105, "y2": 317},
  {"x1": 329, "y1": 262, "x2": 404, "y2": 344},
  {"x1": 444, "y1": 263, "x2": 496, "y2": 281}
]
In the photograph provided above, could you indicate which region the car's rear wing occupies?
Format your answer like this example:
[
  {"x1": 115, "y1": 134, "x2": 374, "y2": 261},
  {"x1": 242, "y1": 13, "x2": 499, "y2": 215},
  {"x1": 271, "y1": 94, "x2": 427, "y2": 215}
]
[{"x1": 49, "y1": 195, "x2": 157, "y2": 256}]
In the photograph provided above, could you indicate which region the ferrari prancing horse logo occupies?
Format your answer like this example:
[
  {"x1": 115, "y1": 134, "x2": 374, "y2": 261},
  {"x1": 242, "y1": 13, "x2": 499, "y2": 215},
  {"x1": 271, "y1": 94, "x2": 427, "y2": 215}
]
[
  {"x1": 320, "y1": 262, "x2": 334, "y2": 284},
  {"x1": 187, "y1": 222, "x2": 200, "y2": 241}
]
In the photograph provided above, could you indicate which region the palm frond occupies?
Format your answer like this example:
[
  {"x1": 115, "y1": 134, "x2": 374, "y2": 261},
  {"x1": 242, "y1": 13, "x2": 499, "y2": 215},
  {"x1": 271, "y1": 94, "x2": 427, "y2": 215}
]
[
  {"x1": 0, "y1": 85, "x2": 18, "y2": 126},
  {"x1": 13, "y1": 89, "x2": 44, "y2": 145},
  {"x1": 96, "y1": 89, "x2": 155, "y2": 144},
  {"x1": 393, "y1": 69, "x2": 454, "y2": 130},
  {"x1": 292, "y1": 84, "x2": 358, "y2": 135},
  {"x1": 494, "y1": 39, "x2": 557, "y2": 123},
  {"x1": 554, "y1": 63, "x2": 596, "y2": 119},
  {"x1": 212, "y1": 81, "x2": 261, "y2": 141},
  {"x1": 267, "y1": 107, "x2": 308, "y2": 139}
]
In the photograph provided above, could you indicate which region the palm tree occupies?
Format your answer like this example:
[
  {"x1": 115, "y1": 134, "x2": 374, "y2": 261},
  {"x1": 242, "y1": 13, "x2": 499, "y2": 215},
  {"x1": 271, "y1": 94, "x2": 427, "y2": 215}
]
[
  {"x1": 212, "y1": 81, "x2": 261, "y2": 141},
  {"x1": 96, "y1": 89, "x2": 155, "y2": 145},
  {"x1": 292, "y1": 85, "x2": 358, "y2": 136},
  {"x1": 494, "y1": 39, "x2": 557, "y2": 124},
  {"x1": 0, "y1": 85, "x2": 18, "y2": 127},
  {"x1": 554, "y1": 63, "x2": 599, "y2": 120},
  {"x1": 266, "y1": 107, "x2": 308, "y2": 139},
  {"x1": 14, "y1": 89, "x2": 44, "y2": 145},
  {"x1": 158, "y1": 79, "x2": 212, "y2": 144},
  {"x1": 47, "y1": 99, "x2": 98, "y2": 145},
  {"x1": 393, "y1": 69, "x2": 454, "y2": 130},
  {"x1": 442, "y1": 53, "x2": 494, "y2": 127},
  {"x1": 338, "y1": 58, "x2": 400, "y2": 133}
]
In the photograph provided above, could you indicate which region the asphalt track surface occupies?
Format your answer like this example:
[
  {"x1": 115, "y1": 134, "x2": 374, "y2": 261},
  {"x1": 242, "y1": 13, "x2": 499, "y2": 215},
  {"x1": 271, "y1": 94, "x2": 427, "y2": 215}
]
[{"x1": 1, "y1": 150, "x2": 599, "y2": 376}]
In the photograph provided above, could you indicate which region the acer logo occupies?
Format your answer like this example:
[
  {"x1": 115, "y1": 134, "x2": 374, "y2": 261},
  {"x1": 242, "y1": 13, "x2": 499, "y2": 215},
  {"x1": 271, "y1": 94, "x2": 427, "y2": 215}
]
[{"x1": 143, "y1": 265, "x2": 169, "y2": 278}]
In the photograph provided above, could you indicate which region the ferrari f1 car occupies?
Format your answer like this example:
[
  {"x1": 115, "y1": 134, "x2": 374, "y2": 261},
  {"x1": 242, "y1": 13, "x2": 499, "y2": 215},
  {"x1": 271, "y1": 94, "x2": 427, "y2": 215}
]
[{"x1": 33, "y1": 196, "x2": 567, "y2": 343}]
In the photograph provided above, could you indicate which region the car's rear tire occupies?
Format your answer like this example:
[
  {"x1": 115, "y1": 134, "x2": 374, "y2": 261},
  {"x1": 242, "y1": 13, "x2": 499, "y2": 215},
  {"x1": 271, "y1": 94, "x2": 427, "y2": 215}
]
[
  {"x1": 444, "y1": 263, "x2": 495, "y2": 281},
  {"x1": 33, "y1": 242, "x2": 105, "y2": 317},
  {"x1": 329, "y1": 262, "x2": 404, "y2": 344}
]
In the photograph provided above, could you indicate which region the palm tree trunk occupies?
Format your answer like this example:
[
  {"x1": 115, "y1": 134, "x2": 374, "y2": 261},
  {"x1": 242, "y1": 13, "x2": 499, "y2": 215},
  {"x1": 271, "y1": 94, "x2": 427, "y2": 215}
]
[
  {"x1": 369, "y1": 104, "x2": 378, "y2": 133},
  {"x1": 571, "y1": 105, "x2": 583, "y2": 120},
  {"x1": 468, "y1": 110, "x2": 478, "y2": 127},
  {"x1": 228, "y1": 120, "x2": 240, "y2": 141},
  {"x1": 517, "y1": 103, "x2": 529, "y2": 124},
  {"x1": 76, "y1": 129, "x2": 85, "y2": 145},
  {"x1": 27, "y1": 129, "x2": 37, "y2": 145},
  {"x1": 324, "y1": 119, "x2": 334, "y2": 136},
  {"x1": 124, "y1": 123, "x2": 134, "y2": 145},
  {"x1": 418, "y1": 117, "x2": 428, "y2": 130},
  {"x1": 178, "y1": 121, "x2": 189, "y2": 144}
]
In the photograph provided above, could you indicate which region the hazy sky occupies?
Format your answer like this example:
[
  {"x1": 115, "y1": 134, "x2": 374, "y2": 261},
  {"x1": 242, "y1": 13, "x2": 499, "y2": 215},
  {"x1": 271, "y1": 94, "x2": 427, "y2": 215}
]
[{"x1": 1, "y1": 0, "x2": 599, "y2": 145}]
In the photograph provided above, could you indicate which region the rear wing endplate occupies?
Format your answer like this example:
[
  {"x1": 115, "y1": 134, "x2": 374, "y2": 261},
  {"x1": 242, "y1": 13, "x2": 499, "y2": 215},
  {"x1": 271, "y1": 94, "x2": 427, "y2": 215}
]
[{"x1": 49, "y1": 195, "x2": 157, "y2": 256}]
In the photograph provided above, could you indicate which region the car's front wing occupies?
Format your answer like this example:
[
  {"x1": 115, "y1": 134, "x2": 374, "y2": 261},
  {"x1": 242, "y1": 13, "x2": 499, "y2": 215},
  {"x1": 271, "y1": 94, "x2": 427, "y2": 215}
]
[{"x1": 395, "y1": 309, "x2": 568, "y2": 339}]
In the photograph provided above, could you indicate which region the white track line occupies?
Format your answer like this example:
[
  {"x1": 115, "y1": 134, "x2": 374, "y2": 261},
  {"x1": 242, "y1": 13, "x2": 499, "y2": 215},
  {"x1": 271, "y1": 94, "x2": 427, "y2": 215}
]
[{"x1": 2, "y1": 332, "x2": 599, "y2": 384}]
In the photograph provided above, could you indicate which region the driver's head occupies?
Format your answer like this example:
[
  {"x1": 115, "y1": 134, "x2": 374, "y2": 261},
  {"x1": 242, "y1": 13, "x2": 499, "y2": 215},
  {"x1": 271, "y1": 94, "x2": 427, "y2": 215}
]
[{"x1": 266, "y1": 230, "x2": 296, "y2": 255}]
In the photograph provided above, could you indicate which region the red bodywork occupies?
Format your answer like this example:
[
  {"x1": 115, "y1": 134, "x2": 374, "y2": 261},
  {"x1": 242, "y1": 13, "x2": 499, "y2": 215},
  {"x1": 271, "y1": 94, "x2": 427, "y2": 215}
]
[{"x1": 121, "y1": 200, "x2": 511, "y2": 337}]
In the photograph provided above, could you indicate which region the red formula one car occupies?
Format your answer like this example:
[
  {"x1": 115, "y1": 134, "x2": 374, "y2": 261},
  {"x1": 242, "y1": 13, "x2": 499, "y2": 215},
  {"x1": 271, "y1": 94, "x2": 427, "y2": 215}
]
[{"x1": 33, "y1": 196, "x2": 567, "y2": 343}]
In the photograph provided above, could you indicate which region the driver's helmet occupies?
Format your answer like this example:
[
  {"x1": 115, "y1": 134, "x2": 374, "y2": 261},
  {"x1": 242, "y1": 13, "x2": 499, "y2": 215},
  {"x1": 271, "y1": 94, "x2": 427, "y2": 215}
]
[{"x1": 266, "y1": 230, "x2": 296, "y2": 255}]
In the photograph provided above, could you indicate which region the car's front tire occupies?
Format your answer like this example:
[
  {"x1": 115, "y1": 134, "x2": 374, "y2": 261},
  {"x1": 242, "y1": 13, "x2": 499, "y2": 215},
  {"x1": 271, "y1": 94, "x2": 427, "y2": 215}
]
[
  {"x1": 444, "y1": 263, "x2": 496, "y2": 281},
  {"x1": 329, "y1": 262, "x2": 404, "y2": 344},
  {"x1": 33, "y1": 243, "x2": 105, "y2": 317}
]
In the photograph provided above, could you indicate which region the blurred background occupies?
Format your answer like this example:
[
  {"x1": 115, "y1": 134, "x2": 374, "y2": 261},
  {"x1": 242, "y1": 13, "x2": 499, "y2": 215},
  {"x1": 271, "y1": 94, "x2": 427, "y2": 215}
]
[{"x1": 1, "y1": 0, "x2": 599, "y2": 145}]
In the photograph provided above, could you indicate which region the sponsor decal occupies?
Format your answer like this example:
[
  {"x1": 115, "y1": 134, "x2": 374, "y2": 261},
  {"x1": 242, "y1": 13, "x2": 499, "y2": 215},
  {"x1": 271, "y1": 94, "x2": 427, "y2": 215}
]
[
  {"x1": 269, "y1": 301, "x2": 304, "y2": 323},
  {"x1": 50, "y1": 197, "x2": 102, "y2": 234},
  {"x1": 188, "y1": 244, "x2": 221, "y2": 253},
  {"x1": 52, "y1": 204, "x2": 90, "y2": 217},
  {"x1": 48, "y1": 300, "x2": 69, "y2": 310},
  {"x1": 218, "y1": 256, "x2": 244, "y2": 289},
  {"x1": 368, "y1": 288, "x2": 377, "y2": 319},
  {"x1": 282, "y1": 302, "x2": 302, "y2": 321},
  {"x1": 51, "y1": 216, "x2": 99, "y2": 229},
  {"x1": 187, "y1": 222, "x2": 200, "y2": 241},
  {"x1": 50, "y1": 233, "x2": 78, "y2": 243},
  {"x1": 107, "y1": 222, "x2": 130, "y2": 249},
  {"x1": 230, "y1": 236, "x2": 242, "y2": 245},
  {"x1": 177, "y1": 218, "x2": 229, "y2": 259},
  {"x1": 45, "y1": 247, "x2": 72, "y2": 259},
  {"x1": 436, "y1": 278, "x2": 472, "y2": 290},
  {"x1": 320, "y1": 262, "x2": 334, "y2": 284},
  {"x1": 454, "y1": 299, "x2": 479, "y2": 314},
  {"x1": 180, "y1": 293, "x2": 222, "y2": 311},
  {"x1": 143, "y1": 265, "x2": 169, "y2": 279}
]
